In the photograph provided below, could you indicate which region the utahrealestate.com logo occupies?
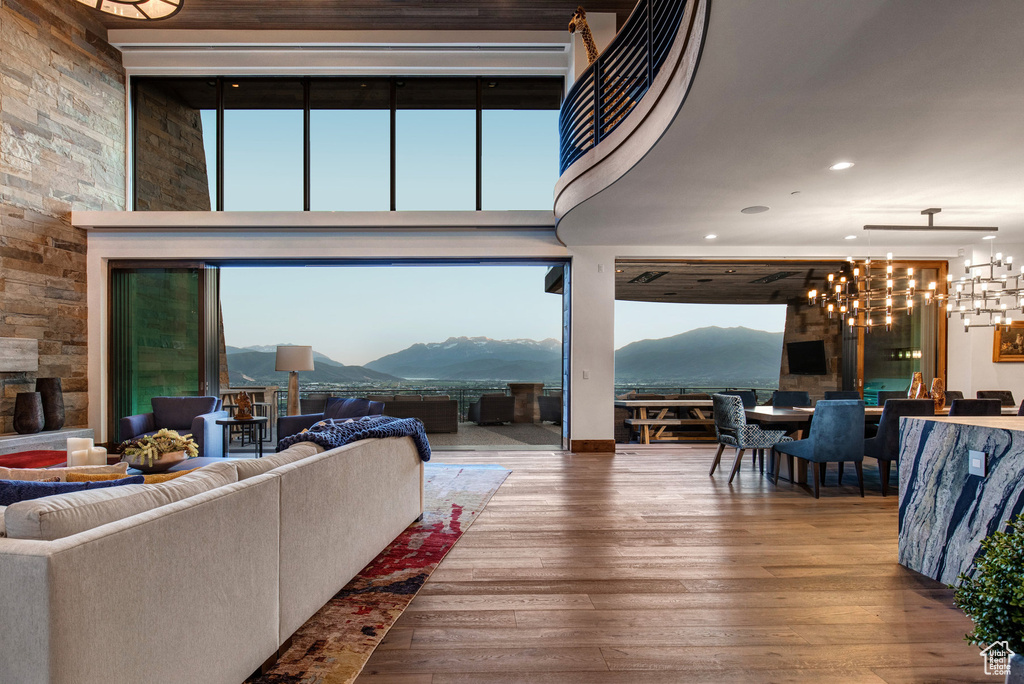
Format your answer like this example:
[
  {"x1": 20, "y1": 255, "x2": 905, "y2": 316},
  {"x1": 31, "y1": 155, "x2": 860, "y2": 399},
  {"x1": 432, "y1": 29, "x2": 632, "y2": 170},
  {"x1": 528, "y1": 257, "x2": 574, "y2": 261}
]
[{"x1": 981, "y1": 641, "x2": 1016, "y2": 677}]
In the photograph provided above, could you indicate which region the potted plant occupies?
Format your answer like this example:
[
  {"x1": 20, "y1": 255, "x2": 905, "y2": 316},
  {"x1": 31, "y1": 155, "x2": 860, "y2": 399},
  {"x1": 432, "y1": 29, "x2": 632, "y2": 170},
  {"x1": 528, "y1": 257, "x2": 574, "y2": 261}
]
[
  {"x1": 953, "y1": 514, "x2": 1024, "y2": 683},
  {"x1": 120, "y1": 428, "x2": 198, "y2": 473}
]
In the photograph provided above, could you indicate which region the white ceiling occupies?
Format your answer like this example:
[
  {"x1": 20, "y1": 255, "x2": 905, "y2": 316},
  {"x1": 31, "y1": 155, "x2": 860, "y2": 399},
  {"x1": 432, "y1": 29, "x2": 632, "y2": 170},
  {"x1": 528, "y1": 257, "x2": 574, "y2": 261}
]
[{"x1": 556, "y1": 0, "x2": 1024, "y2": 256}]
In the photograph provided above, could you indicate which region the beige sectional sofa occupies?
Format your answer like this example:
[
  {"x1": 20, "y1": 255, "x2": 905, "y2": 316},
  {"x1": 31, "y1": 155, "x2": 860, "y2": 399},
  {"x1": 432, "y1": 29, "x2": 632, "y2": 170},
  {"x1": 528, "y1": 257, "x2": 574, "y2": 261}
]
[{"x1": 0, "y1": 436, "x2": 424, "y2": 684}]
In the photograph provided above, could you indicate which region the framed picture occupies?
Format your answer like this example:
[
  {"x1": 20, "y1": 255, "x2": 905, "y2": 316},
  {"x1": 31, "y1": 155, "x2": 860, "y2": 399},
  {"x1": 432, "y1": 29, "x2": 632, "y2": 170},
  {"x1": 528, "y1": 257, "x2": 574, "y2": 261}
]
[{"x1": 993, "y1": 322, "x2": 1024, "y2": 362}]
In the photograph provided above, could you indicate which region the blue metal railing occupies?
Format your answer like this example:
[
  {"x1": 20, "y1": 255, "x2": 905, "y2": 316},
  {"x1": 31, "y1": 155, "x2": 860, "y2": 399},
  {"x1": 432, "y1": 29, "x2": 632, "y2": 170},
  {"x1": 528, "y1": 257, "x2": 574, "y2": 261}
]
[{"x1": 559, "y1": 0, "x2": 688, "y2": 173}]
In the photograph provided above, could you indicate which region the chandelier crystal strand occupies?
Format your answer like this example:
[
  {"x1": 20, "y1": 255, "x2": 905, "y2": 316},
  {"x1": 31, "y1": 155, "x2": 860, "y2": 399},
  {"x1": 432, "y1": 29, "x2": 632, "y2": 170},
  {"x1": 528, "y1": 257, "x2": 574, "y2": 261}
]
[
  {"x1": 808, "y1": 253, "x2": 943, "y2": 332},
  {"x1": 948, "y1": 247, "x2": 1022, "y2": 331}
]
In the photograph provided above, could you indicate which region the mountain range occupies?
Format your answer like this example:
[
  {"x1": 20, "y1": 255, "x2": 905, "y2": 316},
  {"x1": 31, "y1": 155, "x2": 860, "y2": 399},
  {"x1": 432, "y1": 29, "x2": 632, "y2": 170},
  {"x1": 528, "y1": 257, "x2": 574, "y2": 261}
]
[{"x1": 225, "y1": 327, "x2": 783, "y2": 385}]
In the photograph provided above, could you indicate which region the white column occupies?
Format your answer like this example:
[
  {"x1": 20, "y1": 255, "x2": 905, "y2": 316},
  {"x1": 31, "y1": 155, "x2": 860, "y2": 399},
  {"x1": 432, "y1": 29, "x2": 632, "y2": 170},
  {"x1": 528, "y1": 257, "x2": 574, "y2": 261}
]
[{"x1": 568, "y1": 247, "x2": 617, "y2": 449}]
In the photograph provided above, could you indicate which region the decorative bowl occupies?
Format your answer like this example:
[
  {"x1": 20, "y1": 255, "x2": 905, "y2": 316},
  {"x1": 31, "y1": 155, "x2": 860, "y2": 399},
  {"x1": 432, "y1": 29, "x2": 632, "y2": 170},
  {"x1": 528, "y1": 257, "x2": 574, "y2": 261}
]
[{"x1": 126, "y1": 449, "x2": 187, "y2": 473}]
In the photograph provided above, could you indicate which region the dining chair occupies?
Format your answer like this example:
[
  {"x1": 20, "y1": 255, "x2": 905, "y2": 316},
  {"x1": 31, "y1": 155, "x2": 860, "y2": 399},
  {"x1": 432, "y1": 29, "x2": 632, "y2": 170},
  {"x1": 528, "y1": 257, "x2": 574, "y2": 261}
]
[
  {"x1": 944, "y1": 390, "x2": 964, "y2": 403},
  {"x1": 977, "y1": 390, "x2": 1016, "y2": 407},
  {"x1": 718, "y1": 390, "x2": 757, "y2": 408},
  {"x1": 948, "y1": 398, "x2": 1001, "y2": 416},
  {"x1": 862, "y1": 399, "x2": 934, "y2": 496},
  {"x1": 1018, "y1": 399, "x2": 1024, "y2": 416},
  {"x1": 824, "y1": 390, "x2": 861, "y2": 400},
  {"x1": 875, "y1": 390, "x2": 908, "y2": 406},
  {"x1": 773, "y1": 400, "x2": 865, "y2": 498},
  {"x1": 772, "y1": 390, "x2": 811, "y2": 407},
  {"x1": 709, "y1": 394, "x2": 792, "y2": 484}
]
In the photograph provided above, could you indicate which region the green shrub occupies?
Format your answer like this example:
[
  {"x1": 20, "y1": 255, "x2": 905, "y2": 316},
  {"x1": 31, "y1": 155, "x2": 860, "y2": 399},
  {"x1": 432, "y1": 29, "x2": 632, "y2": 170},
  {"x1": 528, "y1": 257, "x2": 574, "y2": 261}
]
[{"x1": 953, "y1": 514, "x2": 1024, "y2": 653}]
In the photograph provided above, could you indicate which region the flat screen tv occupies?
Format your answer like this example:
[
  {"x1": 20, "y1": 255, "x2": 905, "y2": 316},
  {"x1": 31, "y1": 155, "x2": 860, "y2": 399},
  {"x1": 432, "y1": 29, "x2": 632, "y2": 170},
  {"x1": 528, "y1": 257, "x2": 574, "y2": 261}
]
[{"x1": 787, "y1": 340, "x2": 828, "y2": 375}]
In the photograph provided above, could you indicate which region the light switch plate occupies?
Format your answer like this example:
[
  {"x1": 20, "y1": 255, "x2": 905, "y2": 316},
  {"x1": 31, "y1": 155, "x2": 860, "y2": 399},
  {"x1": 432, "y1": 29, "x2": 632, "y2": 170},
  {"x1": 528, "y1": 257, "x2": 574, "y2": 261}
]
[{"x1": 968, "y1": 450, "x2": 987, "y2": 477}]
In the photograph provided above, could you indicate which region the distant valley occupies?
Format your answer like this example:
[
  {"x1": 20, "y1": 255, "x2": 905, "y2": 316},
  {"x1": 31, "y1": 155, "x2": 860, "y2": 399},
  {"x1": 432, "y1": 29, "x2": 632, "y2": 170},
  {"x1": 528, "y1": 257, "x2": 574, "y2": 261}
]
[{"x1": 226, "y1": 327, "x2": 783, "y2": 386}]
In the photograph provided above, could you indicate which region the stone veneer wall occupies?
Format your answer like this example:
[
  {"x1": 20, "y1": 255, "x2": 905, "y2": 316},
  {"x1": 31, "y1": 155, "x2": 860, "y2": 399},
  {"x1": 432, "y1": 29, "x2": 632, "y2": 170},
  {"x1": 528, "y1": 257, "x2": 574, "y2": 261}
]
[
  {"x1": 133, "y1": 81, "x2": 211, "y2": 211},
  {"x1": 0, "y1": 0, "x2": 125, "y2": 433},
  {"x1": 776, "y1": 300, "x2": 843, "y2": 401}
]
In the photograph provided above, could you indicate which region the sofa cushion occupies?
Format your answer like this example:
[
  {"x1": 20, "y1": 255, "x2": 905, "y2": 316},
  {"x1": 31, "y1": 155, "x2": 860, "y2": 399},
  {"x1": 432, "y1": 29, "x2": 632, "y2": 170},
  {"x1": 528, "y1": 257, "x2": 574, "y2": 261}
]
[
  {"x1": 151, "y1": 396, "x2": 220, "y2": 430},
  {"x1": 233, "y1": 442, "x2": 324, "y2": 481},
  {"x1": 65, "y1": 473, "x2": 127, "y2": 482},
  {"x1": 142, "y1": 469, "x2": 199, "y2": 484},
  {"x1": 3, "y1": 461, "x2": 238, "y2": 541},
  {"x1": 0, "y1": 462, "x2": 129, "y2": 482},
  {"x1": 0, "y1": 476, "x2": 145, "y2": 506}
]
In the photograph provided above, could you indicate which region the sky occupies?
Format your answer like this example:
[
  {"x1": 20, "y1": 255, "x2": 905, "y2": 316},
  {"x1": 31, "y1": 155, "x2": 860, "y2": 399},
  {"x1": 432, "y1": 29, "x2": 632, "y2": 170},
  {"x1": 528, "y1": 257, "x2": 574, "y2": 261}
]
[
  {"x1": 221, "y1": 264, "x2": 788, "y2": 366},
  {"x1": 207, "y1": 104, "x2": 787, "y2": 366}
]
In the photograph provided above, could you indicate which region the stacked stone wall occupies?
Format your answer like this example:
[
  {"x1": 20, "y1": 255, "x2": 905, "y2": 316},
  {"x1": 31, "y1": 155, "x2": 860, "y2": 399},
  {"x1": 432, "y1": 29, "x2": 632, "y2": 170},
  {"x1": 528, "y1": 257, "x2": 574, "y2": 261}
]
[
  {"x1": 0, "y1": 0, "x2": 125, "y2": 432},
  {"x1": 777, "y1": 300, "x2": 843, "y2": 401}
]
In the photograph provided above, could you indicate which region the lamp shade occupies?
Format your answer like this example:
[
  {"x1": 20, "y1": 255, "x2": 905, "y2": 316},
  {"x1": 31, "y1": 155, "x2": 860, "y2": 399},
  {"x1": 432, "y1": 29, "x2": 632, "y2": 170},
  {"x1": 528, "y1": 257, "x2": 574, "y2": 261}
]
[{"x1": 275, "y1": 345, "x2": 315, "y2": 372}]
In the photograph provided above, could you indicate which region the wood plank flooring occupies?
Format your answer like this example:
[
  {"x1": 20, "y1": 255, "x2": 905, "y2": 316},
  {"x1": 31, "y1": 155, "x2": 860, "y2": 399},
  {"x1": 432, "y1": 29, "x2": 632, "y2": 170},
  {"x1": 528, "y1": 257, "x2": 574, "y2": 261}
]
[{"x1": 357, "y1": 447, "x2": 985, "y2": 683}]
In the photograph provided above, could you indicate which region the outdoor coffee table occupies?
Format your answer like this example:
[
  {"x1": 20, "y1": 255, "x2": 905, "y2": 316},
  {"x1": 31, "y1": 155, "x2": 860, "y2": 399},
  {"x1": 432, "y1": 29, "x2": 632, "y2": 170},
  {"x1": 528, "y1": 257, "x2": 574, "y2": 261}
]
[{"x1": 216, "y1": 416, "x2": 268, "y2": 458}]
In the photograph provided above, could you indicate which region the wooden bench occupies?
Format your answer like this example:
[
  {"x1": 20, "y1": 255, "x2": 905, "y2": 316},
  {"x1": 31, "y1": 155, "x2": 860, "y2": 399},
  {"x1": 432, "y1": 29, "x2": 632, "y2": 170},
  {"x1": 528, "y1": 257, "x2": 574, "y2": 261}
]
[{"x1": 624, "y1": 418, "x2": 715, "y2": 444}]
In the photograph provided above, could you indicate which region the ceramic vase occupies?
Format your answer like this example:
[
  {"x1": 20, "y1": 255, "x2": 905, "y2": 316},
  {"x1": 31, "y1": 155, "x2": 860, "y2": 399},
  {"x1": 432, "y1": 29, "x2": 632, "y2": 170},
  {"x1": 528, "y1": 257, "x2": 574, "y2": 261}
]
[
  {"x1": 35, "y1": 377, "x2": 65, "y2": 431},
  {"x1": 930, "y1": 377, "x2": 945, "y2": 412},
  {"x1": 908, "y1": 372, "x2": 925, "y2": 399},
  {"x1": 13, "y1": 392, "x2": 45, "y2": 434}
]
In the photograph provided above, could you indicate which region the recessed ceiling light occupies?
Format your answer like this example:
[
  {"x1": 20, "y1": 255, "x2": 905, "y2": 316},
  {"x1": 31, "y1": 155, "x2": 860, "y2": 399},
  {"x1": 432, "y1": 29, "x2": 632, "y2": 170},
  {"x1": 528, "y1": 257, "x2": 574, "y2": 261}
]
[
  {"x1": 829, "y1": 161, "x2": 855, "y2": 171},
  {"x1": 983, "y1": 235, "x2": 997, "y2": 240},
  {"x1": 725, "y1": 269, "x2": 736, "y2": 273},
  {"x1": 615, "y1": 269, "x2": 624, "y2": 273},
  {"x1": 704, "y1": 234, "x2": 717, "y2": 240},
  {"x1": 741, "y1": 205, "x2": 770, "y2": 214},
  {"x1": 844, "y1": 235, "x2": 857, "y2": 240}
]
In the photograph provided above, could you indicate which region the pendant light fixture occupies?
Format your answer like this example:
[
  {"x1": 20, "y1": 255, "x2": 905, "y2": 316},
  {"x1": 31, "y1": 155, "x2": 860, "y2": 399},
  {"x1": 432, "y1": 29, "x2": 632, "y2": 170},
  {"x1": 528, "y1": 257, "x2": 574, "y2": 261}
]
[{"x1": 76, "y1": 0, "x2": 182, "y2": 20}]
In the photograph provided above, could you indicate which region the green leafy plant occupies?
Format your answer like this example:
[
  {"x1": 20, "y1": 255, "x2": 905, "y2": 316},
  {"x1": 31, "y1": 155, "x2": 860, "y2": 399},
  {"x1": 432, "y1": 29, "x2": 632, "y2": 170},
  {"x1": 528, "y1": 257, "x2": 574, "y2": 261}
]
[
  {"x1": 120, "y1": 428, "x2": 198, "y2": 468},
  {"x1": 953, "y1": 514, "x2": 1024, "y2": 653}
]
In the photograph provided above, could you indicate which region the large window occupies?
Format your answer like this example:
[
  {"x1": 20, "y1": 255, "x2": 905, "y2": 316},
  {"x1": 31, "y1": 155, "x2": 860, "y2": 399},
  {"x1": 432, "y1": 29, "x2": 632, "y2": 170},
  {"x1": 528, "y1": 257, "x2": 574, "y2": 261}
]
[{"x1": 132, "y1": 76, "x2": 563, "y2": 212}]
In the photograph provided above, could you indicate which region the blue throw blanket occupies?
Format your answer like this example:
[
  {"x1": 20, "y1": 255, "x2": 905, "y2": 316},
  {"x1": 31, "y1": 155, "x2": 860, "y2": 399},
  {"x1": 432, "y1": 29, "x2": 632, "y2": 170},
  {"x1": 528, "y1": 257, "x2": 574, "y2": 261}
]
[{"x1": 277, "y1": 415, "x2": 431, "y2": 461}]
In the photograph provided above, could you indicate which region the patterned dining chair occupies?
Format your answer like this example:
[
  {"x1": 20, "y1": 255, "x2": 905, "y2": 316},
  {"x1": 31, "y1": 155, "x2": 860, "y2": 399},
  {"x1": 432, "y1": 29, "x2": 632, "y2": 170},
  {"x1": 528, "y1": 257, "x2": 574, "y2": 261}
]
[{"x1": 709, "y1": 394, "x2": 793, "y2": 484}]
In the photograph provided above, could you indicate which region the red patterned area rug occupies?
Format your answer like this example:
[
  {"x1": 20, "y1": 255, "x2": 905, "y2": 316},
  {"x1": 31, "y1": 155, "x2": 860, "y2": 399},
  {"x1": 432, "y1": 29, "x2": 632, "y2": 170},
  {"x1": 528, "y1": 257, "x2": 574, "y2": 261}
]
[{"x1": 248, "y1": 463, "x2": 510, "y2": 684}]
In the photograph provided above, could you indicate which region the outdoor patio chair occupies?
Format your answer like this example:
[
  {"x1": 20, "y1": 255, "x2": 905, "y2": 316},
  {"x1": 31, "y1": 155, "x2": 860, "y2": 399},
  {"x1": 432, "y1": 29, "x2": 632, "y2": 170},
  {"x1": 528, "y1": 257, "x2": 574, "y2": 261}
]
[
  {"x1": 977, "y1": 390, "x2": 1015, "y2": 406},
  {"x1": 277, "y1": 397, "x2": 385, "y2": 447},
  {"x1": 774, "y1": 399, "x2": 866, "y2": 499},
  {"x1": 709, "y1": 394, "x2": 793, "y2": 484},
  {"x1": 468, "y1": 394, "x2": 515, "y2": 425},
  {"x1": 119, "y1": 396, "x2": 228, "y2": 459},
  {"x1": 862, "y1": 399, "x2": 934, "y2": 496},
  {"x1": 948, "y1": 398, "x2": 1001, "y2": 416}
]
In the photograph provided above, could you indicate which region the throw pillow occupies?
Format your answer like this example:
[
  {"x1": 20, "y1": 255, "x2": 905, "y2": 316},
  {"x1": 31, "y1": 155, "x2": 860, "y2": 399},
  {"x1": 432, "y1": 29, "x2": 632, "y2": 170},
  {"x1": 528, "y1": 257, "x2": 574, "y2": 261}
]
[
  {"x1": 142, "y1": 468, "x2": 198, "y2": 484},
  {"x1": 0, "y1": 462, "x2": 129, "y2": 482},
  {"x1": 65, "y1": 473, "x2": 128, "y2": 482},
  {"x1": 0, "y1": 476, "x2": 145, "y2": 506}
]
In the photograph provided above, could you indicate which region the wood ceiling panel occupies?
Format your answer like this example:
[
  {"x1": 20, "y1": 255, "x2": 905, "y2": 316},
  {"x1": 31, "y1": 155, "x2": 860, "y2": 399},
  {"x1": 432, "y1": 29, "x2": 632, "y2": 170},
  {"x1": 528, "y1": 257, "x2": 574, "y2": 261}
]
[
  {"x1": 93, "y1": 0, "x2": 637, "y2": 32},
  {"x1": 615, "y1": 260, "x2": 847, "y2": 305}
]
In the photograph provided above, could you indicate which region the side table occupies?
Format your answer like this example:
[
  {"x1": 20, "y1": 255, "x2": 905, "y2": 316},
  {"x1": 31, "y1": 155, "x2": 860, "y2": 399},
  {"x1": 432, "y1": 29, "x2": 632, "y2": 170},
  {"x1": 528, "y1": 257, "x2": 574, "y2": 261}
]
[{"x1": 215, "y1": 417, "x2": 268, "y2": 458}]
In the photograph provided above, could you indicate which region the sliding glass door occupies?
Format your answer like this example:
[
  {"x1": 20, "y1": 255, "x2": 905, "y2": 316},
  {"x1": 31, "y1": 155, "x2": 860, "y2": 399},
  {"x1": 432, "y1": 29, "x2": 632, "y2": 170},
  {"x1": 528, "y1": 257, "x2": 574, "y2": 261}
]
[{"x1": 109, "y1": 264, "x2": 220, "y2": 441}]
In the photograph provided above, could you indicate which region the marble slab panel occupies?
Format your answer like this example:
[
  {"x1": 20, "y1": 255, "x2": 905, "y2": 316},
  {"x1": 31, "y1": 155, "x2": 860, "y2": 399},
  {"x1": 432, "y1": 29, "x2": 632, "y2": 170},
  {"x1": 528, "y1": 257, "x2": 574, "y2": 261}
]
[{"x1": 899, "y1": 417, "x2": 1024, "y2": 585}]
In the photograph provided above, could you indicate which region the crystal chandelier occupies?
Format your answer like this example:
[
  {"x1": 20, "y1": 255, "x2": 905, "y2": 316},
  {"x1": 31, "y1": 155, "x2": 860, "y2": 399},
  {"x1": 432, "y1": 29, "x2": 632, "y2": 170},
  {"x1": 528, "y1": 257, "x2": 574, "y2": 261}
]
[
  {"x1": 947, "y1": 249, "x2": 1022, "y2": 331},
  {"x1": 807, "y1": 253, "x2": 942, "y2": 332},
  {"x1": 76, "y1": 0, "x2": 182, "y2": 20}
]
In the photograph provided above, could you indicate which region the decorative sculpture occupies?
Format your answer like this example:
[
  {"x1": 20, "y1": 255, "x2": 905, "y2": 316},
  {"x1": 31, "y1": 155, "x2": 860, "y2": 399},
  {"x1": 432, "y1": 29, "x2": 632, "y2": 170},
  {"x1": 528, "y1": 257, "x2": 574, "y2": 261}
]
[
  {"x1": 569, "y1": 6, "x2": 600, "y2": 65},
  {"x1": 235, "y1": 391, "x2": 253, "y2": 420},
  {"x1": 930, "y1": 377, "x2": 945, "y2": 412},
  {"x1": 35, "y1": 377, "x2": 65, "y2": 431},
  {"x1": 13, "y1": 392, "x2": 44, "y2": 434},
  {"x1": 908, "y1": 372, "x2": 926, "y2": 399}
]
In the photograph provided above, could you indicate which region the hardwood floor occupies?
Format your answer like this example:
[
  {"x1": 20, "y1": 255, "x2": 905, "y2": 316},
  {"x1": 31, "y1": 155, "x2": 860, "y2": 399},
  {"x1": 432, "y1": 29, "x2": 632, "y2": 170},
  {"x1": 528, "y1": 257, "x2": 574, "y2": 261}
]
[{"x1": 357, "y1": 447, "x2": 985, "y2": 683}]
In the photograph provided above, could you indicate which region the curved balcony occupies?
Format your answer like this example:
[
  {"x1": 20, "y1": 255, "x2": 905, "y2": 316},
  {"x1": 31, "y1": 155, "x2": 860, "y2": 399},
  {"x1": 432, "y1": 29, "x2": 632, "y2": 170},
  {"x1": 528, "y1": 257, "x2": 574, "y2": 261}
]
[{"x1": 554, "y1": 0, "x2": 709, "y2": 219}]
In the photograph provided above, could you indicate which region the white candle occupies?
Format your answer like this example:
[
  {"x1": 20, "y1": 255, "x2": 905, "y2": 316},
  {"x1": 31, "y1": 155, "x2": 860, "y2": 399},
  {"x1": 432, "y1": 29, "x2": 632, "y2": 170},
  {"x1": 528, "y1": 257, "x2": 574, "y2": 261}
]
[
  {"x1": 87, "y1": 446, "x2": 107, "y2": 466},
  {"x1": 66, "y1": 437, "x2": 94, "y2": 458},
  {"x1": 68, "y1": 449, "x2": 91, "y2": 467}
]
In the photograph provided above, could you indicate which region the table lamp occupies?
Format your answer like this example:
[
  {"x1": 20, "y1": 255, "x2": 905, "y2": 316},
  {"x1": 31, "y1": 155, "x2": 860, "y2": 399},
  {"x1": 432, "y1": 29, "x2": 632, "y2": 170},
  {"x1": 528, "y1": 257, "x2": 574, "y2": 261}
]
[{"x1": 276, "y1": 345, "x2": 315, "y2": 416}]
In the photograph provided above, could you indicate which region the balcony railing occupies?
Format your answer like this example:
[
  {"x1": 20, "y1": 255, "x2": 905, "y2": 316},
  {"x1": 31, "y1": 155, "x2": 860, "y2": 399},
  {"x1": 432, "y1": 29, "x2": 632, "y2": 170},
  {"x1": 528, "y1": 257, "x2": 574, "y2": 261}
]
[{"x1": 559, "y1": 0, "x2": 689, "y2": 173}]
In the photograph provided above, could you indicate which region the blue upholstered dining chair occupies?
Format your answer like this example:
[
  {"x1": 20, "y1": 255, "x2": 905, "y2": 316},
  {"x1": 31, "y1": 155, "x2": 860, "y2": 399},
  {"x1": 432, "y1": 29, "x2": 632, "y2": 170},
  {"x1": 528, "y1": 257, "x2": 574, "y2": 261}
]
[
  {"x1": 773, "y1": 399, "x2": 865, "y2": 498},
  {"x1": 948, "y1": 398, "x2": 1001, "y2": 416},
  {"x1": 976, "y1": 390, "x2": 1016, "y2": 407},
  {"x1": 824, "y1": 390, "x2": 861, "y2": 400},
  {"x1": 717, "y1": 390, "x2": 757, "y2": 408},
  {"x1": 709, "y1": 394, "x2": 793, "y2": 484},
  {"x1": 862, "y1": 399, "x2": 934, "y2": 497},
  {"x1": 772, "y1": 390, "x2": 811, "y2": 407}
]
